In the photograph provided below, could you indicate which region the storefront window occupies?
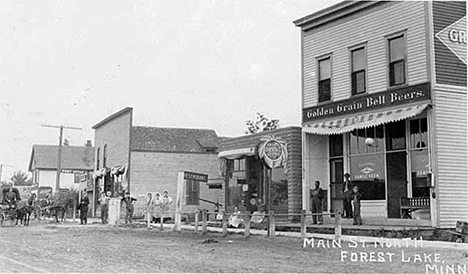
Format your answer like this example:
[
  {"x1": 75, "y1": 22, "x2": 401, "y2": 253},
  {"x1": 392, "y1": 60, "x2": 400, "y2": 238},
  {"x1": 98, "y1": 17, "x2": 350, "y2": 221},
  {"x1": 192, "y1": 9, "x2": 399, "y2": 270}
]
[
  {"x1": 410, "y1": 118, "x2": 428, "y2": 149},
  {"x1": 227, "y1": 159, "x2": 246, "y2": 207},
  {"x1": 350, "y1": 126, "x2": 384, "y2": 155},
  {"x1": 329, "y1": 134, "x2": 343, "y2": 157},
  {"x1": 271, "y1": 168, "x2": 288, "y2": 207},
  {"x1": 410, "y1": 117, "x2": 429, "y2": 197},
  {"x1": 349, "y1": 153, "x2": 386, "y2": 200},
  {"x1": 386, "y1": 120, "x2": 406, "y2": 151}
]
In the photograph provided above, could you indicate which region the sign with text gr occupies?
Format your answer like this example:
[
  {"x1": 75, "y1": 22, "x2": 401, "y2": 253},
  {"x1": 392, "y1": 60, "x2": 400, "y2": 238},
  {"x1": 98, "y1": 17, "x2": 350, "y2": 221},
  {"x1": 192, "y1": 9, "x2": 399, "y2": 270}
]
[
  {"x1": 302, "y1": 82, "x2": 431, "y2": 123},
  {"x1": 183, "y1": 171, "x2": 208, "y2": 182}
]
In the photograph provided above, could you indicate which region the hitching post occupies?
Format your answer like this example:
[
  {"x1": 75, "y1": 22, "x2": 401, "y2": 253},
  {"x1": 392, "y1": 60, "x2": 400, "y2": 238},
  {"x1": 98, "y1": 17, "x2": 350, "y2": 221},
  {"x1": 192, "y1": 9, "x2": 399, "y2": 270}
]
[
  {"x1": 194, "y1": 210, "x2": 199, "y2": 233},
  {"x1": 268, "y1": 210, "x2": 275, "y2": 238},
  {"x1": 300, "y1": 210, "x2": 306, "y2": 241},
  {"x1": 334, "y1": 209, "x2": 342, "y2": 241},
  {"x1": 222, "y1": 211, "x2": 227, "y2": 237},
  {"x1": 202, "y1": 209, "x2": 207, "y2": 234},
  {"x1": 244, "y1": 212, "x2": 250, "y2": 237}
]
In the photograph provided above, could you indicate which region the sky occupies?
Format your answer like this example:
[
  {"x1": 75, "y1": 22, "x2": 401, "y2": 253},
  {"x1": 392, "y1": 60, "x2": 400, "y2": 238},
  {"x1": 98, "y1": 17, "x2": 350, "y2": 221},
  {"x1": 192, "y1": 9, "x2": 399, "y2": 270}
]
[{"x1": 0, "y1": 0, "x2": 343, "y2": 181}]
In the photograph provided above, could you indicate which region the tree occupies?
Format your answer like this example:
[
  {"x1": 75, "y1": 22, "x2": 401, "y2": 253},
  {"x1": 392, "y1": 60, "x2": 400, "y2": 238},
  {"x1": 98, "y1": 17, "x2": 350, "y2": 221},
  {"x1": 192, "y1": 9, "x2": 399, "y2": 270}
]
[
  {"x1": 10, "y1": 171, "x2": 33, "y2": 186},
  {"x1": 245, "y1": 112, "x2": 280, "y2": 134}
]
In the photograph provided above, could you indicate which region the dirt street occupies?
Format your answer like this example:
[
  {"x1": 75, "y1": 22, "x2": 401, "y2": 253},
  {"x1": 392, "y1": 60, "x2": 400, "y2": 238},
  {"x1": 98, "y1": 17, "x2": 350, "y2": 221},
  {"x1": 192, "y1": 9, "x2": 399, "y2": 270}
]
[{"x1": 0, "y1": 221, "x2": 467, "y2": 273}]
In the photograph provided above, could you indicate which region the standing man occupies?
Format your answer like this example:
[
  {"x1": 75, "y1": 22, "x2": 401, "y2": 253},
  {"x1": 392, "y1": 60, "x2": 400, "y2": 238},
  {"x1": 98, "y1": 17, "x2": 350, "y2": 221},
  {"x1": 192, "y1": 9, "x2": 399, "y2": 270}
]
[
  {"x1": 78, "y1": 191, "x2": 90, "y2": 225},
  {"x1": 160, "y1": 191, "x2": 173, "y2": 223},
  {"x1": 121, "y1": 192, "x2": 137, "y2": 224},
  {"x1": 351, "y1": 186, "x2": 363, "y2": 225},
  {"x1": 145, "y1": 192, "x2": 155, "y2": 226},
  {"x1": 310, "y1": 180, "x2": 324, "y2": 225},
  {"x1": 99, "y1": 191, "x2": 111, "y2": 224},
  {"x1": 342, "y1": 173, "x2": 353, "y2": 219}
]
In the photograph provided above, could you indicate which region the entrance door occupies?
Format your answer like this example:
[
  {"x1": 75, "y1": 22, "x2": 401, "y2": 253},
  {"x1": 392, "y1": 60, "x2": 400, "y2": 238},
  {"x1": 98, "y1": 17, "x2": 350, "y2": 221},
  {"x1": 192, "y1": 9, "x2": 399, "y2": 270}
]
[
  {"x1": 386, "y1": 151, "x2": 407, "y2": 218},
  {"x1": 330, "y1": 159, "x2": 344, "y2": 214}
]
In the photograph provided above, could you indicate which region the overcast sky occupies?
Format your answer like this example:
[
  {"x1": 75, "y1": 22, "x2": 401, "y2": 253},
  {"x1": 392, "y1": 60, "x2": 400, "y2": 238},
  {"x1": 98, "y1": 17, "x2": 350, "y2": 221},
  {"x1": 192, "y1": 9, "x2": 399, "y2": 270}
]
[{"x1": 0, "y1": 0, "x2": 342, "y2": 180}]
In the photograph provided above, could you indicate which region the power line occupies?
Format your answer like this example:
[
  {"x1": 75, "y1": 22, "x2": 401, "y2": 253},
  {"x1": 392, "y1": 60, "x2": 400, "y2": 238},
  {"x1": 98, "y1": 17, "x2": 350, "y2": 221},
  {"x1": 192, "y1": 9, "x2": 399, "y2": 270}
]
[{"x1": 41, "y1": 124, "x2": 82, "y2": 194}]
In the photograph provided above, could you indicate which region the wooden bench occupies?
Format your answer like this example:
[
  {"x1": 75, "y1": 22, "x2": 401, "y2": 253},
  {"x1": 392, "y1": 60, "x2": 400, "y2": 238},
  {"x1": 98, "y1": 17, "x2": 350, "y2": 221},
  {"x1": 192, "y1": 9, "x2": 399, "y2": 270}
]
[{"x1": 400, "y1": 197, "x2": 430, "y2": 219}]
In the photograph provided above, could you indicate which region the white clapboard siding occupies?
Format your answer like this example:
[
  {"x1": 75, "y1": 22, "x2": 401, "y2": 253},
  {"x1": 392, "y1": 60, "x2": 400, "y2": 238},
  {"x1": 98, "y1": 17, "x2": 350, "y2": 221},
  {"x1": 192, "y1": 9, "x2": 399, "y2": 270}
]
[
  {"x1": 302, "y1": 1, "x2": 428, "y2": 108},
  {"x1": 361, "y1": 200, "x2": 387, "y2": 218},
  {"x1": 433, "y1": 87, "x2": 468, "y2": 228}
]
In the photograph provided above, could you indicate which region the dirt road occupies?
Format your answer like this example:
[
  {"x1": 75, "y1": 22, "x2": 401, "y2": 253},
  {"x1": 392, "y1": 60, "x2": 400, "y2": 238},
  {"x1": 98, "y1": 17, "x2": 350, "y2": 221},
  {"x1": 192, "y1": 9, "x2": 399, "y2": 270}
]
[{"x1": 0, "y1": 221, "x2": 467, "y2": 273}]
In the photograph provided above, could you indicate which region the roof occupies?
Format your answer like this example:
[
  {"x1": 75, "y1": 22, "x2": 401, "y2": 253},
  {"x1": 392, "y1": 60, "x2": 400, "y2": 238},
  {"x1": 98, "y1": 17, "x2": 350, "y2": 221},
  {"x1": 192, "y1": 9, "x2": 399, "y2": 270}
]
[
  {"x1": 92, "y1": 107, "x2": 133, "y2": 129},
  {"x1": 131, "y1": 126, "x2": 220, "y2": 153},
  {"x1": 293, "y1": 1, "x2": 380, "y2": 30},
  {"x1": 29, "y1": 145, "x2": 95, "y2": 172}
]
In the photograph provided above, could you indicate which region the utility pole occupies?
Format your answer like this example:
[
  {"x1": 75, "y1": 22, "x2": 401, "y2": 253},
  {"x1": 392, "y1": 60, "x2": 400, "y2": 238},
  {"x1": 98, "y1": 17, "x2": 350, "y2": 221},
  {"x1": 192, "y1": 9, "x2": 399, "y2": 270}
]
[{"x1": 42, "y1": 124, "x2": 82, "y2": 194}]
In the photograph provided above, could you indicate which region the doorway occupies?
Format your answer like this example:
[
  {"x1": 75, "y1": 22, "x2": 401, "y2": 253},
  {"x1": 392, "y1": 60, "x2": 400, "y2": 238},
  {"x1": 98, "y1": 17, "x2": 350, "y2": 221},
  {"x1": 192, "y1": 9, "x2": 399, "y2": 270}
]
[{"x1": 386, "y1": 151, "x2": 407, "y2": 218}]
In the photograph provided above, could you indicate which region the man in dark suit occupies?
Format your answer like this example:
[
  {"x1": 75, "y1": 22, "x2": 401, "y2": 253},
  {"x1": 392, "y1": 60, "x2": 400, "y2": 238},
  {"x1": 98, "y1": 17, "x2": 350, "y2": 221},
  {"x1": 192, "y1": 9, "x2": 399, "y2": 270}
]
[
  {"x1": 121, "y1": 192, "x2": 137, "y2": 224},
  {"x1": 78, "y1": 191, "x2": 90, "y2": 225}
]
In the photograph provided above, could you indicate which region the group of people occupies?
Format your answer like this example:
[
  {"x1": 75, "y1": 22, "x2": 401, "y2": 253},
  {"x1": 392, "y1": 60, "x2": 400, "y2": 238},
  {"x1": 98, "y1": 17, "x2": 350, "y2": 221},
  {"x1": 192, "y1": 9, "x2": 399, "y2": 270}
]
[
  {"x1": 97, "y1": 191, "x2": 139, "y2": 224},
  {"x1": 226, "y1": 197, "x2": 267, "y2": 228},
  {"x1": 309, "y1": 173, "x2": 362, "y2": 226},
  {"x1": 145, "y1": 191, "x2": 173, "y2": 224}
]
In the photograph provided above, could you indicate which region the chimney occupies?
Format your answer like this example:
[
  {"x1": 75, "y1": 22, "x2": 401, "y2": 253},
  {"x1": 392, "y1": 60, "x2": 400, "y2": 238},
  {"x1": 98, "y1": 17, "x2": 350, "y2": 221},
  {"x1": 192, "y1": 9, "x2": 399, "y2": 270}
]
[{"x1": 85, "y1": 140, "x2": 92, "y2": 147}]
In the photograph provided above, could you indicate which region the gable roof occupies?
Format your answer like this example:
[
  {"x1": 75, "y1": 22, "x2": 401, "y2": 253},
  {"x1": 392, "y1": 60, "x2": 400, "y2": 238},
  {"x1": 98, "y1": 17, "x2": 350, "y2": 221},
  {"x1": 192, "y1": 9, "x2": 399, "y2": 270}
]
[
  {"x1": 131, "y1": 126, "x2": 220, "y2": 153},
  {"x1": 29, "y1": 145, "x2": 95, "y2": 172}
]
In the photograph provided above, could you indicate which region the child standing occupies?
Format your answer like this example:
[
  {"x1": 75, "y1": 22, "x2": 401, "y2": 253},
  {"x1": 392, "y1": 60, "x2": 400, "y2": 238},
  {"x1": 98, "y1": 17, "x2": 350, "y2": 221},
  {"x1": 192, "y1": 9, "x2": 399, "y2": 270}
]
[{"x1": 351, "y1": 186, "x2": 363, "y2": 225}]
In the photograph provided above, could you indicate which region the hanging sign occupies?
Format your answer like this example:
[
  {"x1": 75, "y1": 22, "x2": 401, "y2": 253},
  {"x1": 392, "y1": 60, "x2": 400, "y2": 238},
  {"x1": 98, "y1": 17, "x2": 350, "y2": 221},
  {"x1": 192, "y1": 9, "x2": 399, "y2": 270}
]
[
  {"x1": 183, "y1": 171, "x2": 208, "y2": 182},
  {"x1": 258, "y1": 136, "x2": 288, "y2": 171}
]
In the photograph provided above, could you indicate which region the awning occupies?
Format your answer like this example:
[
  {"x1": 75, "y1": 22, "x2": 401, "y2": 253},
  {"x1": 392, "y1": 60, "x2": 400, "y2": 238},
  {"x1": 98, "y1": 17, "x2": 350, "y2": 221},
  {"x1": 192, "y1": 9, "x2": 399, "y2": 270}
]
[
  {"x1": 218, "y1": 147, "x2": 256, "y2": 159},
  {"x1": 303, "y1": 103, "x2": 430, "y2": 135}
]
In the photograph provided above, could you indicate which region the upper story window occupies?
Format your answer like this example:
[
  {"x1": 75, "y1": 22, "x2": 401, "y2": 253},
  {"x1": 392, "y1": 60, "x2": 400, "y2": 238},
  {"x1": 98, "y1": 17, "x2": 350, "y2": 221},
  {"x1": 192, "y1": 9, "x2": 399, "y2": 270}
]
[
  {"x1": 96, "y1": 147, "x2": 101, "y2": 170},
  {"x1": 388, "y1": 34, "x2": 407, "y2": 87},
  {"x1": 351, "y1": 47, "x2": 366, "y2": 95},
  {"x1": 318, "y1": 56, "x2": 331, "y2": 103},
  {"x1": 103, "y1": 145, "x2": 107, "y2": 168}
]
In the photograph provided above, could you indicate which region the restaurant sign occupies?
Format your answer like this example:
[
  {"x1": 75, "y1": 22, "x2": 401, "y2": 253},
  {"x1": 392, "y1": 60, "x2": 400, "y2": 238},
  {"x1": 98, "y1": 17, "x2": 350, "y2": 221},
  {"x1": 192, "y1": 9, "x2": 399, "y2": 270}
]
[
  {"x1": 183, "y1": 171, "x2": 208, "y2": 182},
  {"x1": 303, "y1": 82, "x2": 430, "y2": 123}
]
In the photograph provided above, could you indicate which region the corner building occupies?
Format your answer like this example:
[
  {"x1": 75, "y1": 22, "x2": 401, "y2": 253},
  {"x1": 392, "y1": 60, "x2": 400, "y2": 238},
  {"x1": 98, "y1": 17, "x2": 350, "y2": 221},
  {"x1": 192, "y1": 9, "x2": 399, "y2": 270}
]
[{"x1": 294, "y1": 1, "x2": 466, "y2": 228}]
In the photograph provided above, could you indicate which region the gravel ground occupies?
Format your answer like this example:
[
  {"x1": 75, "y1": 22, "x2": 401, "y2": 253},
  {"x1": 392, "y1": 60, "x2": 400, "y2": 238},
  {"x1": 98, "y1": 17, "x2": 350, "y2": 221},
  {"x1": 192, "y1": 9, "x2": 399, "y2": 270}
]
[{"x1": 0, "y1": 220, "x2": 467, "y2": 273}]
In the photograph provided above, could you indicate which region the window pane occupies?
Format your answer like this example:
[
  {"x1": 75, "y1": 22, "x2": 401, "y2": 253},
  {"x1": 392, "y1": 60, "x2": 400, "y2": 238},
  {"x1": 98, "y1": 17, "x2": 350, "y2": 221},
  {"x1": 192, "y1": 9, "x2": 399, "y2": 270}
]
[
  {"x1": 329, "y1": 134, "x2": 343, "y2": 157},
  {"x1": 319, "y1": 58, "x2": 331, "y2": 80},
  {"x1": 410, "y1": 119, "x2": 420, "y2": 148},
  {"x1": 411, "y1": 149, "x2": 430, "y2": 197},
  {"x1": 349, "y1": 154, "x2": 386, "y2": 200},
  {"x1": 420, "y1": 118, "x2": 428, "y2": 148},
  {"x1": 350, "y1": 130, "x2": 359, "y2": 155},
  {"x1": 352, "y1": 70, "x2": 366, "y2": 95},
  {"x1": 386, "y1": 120, "x2": 406, "y2": 150},
  {"x1": 352, "y1": 48, "x2": 366, "y2": 71},
  {"x1": 390, "y1": 60, "x2": 406, "y2": 86},
  {"x1": 319, "y1": 79, "x2": 331, "y2": 102},
  {"x1": 389, "y1": 35, "x2": 405, "y2": 61}
]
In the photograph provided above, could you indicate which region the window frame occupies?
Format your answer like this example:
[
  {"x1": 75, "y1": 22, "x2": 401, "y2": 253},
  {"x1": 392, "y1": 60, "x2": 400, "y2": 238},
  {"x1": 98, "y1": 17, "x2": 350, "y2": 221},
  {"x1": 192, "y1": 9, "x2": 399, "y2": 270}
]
[
  {"x1": 186, "y1": 180, "x2": 200, "y2": 206},
  {"x1": 103, "y1": 144, "x2": 107, "y2": 168},
  {"x1": 386, "y1": 31, "x2": 408, "y2": 88},
  {"x1": 349, "y1": 44, "x2": 368, "y2": 96},
  {"x1": 96, "y1": 147, "x2": 101, "y2": 170},
  {"x1": 316, "y1": 54, "x2": 333, "y2": 104}
]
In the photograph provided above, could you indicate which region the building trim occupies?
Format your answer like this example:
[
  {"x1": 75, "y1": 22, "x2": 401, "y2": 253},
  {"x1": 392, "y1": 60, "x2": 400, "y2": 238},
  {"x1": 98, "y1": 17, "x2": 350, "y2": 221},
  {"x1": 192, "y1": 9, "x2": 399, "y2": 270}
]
[{"x1": 92, "y1": 107, "x2": 133, "y2": 129}]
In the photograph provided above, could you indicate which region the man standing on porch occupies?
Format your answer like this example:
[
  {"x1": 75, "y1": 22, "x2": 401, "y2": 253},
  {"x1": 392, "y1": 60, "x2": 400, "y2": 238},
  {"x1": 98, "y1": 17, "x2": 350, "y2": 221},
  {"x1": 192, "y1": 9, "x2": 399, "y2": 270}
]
[
  {"x1": 343, "y1": 173, "x2": 353, "y2": 219},
  {"x1": 310, "y1": 181, "x2": 324, "y2": 225}
]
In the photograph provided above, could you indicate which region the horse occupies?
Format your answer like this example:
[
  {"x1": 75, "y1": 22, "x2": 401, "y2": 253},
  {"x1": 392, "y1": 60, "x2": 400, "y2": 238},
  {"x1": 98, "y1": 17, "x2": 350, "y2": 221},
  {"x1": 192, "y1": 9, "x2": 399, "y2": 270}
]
[{"x1": 15, "y1": 201, "x2": 34, "y2": 226}]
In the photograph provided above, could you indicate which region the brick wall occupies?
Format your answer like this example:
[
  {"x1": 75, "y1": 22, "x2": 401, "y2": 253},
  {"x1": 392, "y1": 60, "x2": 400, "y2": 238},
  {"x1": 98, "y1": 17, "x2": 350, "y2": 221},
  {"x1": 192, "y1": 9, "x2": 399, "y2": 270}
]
[{"x1": 130, "y1": 151, "x2": 223, "y2": 217}]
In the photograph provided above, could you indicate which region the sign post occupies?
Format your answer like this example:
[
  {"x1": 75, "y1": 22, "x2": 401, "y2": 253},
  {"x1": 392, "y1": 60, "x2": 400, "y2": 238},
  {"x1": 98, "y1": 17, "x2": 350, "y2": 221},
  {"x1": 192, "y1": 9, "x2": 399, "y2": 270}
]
[{"x1": 174, "y1": 171, "x2": 209, "y2": 232}]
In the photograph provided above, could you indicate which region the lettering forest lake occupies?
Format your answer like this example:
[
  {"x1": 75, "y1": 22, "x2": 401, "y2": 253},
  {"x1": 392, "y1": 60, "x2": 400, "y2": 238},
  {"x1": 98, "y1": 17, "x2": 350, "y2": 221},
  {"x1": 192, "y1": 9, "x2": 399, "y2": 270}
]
[{"x1": 303, "y1": 237, "x2": 468, "y2": 274}]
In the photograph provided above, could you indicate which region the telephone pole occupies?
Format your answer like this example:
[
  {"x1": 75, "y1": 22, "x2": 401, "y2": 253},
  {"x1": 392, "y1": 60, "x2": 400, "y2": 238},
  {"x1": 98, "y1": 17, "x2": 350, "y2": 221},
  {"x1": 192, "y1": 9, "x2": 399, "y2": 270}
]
[{"x1": 42, "y1": 124, "x2": 82, "y2": 194}]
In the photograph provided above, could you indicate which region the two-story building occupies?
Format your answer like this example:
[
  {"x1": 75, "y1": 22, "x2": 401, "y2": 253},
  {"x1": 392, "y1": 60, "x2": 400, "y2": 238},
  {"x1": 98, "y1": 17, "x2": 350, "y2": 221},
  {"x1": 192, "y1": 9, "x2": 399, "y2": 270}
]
[
  {"x1": 294, "y1": 1, "x2": 466, "y2": 228},
  {"x1": 28, "y1": 142, "x2": 95, "y2": 195},
  {"x1": 92, "y1": 107, "x2": 223, "y2": 219}
]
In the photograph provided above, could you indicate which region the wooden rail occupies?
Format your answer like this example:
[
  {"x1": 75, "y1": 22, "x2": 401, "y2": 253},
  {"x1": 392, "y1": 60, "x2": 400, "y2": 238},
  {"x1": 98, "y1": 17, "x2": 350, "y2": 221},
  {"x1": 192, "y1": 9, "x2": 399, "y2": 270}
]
[{"x1": 192, "y1": 209, "x2": 343, "y2": 240}]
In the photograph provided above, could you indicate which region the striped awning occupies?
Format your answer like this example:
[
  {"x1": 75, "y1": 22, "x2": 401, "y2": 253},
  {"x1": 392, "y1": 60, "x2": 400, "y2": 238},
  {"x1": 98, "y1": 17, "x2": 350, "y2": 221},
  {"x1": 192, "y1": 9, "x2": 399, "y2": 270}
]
[
  {"x1": 303, "y1": 103, "x2": 430, "y2": 135},
  {"x1": 218, "y1": 147, "x2": 256, "y2": 159}
]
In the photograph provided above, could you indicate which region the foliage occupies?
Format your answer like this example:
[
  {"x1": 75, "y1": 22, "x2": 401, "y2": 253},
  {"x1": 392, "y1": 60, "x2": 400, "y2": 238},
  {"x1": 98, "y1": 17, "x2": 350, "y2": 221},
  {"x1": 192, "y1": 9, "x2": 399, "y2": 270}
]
[
  {"x1": 245, "y1": 112, "x2": 280, "y2": 134},
  {"x1": 10, "y1": 171, "x2": 33, "y2": 186}
]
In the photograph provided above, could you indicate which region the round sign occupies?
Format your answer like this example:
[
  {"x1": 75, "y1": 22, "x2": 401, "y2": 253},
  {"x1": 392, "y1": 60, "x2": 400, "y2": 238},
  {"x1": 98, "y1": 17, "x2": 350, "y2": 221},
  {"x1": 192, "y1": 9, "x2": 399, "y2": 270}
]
[{"x1": 264, "y1": 140, "x2": 282, "y2": 160}]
